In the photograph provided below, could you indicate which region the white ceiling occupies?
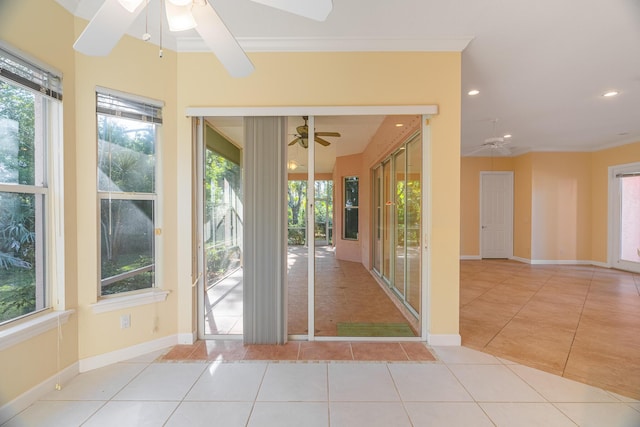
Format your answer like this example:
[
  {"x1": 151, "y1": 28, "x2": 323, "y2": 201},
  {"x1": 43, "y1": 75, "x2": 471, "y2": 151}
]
[
  {"x1": 57, "y1": 0, "x2": 640, "y2": 157},
  {"x1": 206, "y1": 115, "x2": 393, "y2": 173}
]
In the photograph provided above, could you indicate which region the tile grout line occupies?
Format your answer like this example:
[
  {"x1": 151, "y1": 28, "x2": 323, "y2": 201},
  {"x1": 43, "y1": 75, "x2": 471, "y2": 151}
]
[
  {"x1": 560, "y1": 268, "x2": 594, "y2": 379},
  {"x1": 235, "y1": 362, "x2": 269, "y2": 427},
  {"x1": 77, "y1": 358, "x2": 161, "y2": 425},
  {"x1": 384, "y1": 363, "x2": 415, "y2": 426},
  {"x1": 478, "y1": 268, "x2": 553, "y2": 352},
  {"x1": 162, "y1": 359, "x2": 211, "y2": 424}
]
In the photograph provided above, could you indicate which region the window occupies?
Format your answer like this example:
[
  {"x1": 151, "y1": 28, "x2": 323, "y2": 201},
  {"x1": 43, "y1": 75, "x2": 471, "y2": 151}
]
[
  {"x1": 204, "y1": 125, "x2": 242, "y2": 285},
  {"x1": 343, "y1": 176, "x2": 359, "y2": 240},
  {"x1": 0, "y1": 43, "x2": 63, "y2": 324},
  {"x1": 97, "y1": 89, "x2": 162, "y2": 296}
]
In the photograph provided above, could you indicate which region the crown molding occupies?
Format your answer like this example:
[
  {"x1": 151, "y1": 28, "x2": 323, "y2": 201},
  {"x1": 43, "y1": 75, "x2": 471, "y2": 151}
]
[{"x1": 177, "y1": 36, "x2": 473, "y2": 53}]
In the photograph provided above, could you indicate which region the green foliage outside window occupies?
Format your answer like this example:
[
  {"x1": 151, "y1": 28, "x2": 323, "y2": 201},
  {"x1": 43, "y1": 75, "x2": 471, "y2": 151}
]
[
  {"x1": 0, "y1": 81, "x2": 40, "y2": 322},
  {"x1": 98, "y1": 113, "x2": 157, "y2": 295}
]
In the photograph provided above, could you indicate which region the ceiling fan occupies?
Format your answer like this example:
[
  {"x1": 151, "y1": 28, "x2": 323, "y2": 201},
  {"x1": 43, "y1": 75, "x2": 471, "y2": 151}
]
[
  {"x1": 466, "y1": 136, "x2": 512, "y2": 156},
  {"x1": 73, "y1": 0, "x2": 333, "y2": 78},
  {"x1": 288, "y1": 116, "x2": 341, "y2": 148},
  {"x1": 466, "y1": 119, "x2": 512, "y2": 156}
]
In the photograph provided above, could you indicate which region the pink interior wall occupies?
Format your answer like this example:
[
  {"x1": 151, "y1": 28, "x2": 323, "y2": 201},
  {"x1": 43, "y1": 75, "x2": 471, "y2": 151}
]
[{"x1": 333, "y1": 153, "x2": 364, "y2": 262}]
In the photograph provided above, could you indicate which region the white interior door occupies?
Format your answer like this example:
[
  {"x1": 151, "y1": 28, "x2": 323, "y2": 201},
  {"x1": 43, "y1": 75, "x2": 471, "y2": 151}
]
[{"x1": 480, "y1": 172, "x2": 514, "y2": 259}]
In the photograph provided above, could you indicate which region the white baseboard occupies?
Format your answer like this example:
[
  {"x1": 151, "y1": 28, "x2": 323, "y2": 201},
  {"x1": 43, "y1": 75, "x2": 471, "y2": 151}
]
[
  {"x1": 178, "y1": 331, "x2": 197, "y2": 345},
  {"x1": 506, "y1": 256, "x2": 614, "y2": 269},
  {"x1": 529, "y1": 259, "x2": 595, "y2": 265},
  {"x1": 427, "y1": 334, "x2": 461, "y2": 346},
  {"x1": 460, "y1": 255, "x2": 482, "y2": 260},
  {"x1": 79, "y1": 334, "x2": 178, "y2": 372},
  {"x1": 0, "y1": 362, "x2": 79, "y2": 425}
]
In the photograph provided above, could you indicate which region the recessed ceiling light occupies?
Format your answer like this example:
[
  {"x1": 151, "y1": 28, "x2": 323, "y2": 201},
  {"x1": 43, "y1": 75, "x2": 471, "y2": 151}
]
[
  {"x1": 603, "y1": 91, "x2": 619, "y2": 97},
  {"x1": 395, "y1": 123, "x2": 404, "y2": 127},
  {"x1": 503, "y1": 134, "x2": 512, "y2": 139},
  {"x1": 468, "y1": 89, "x2": 480, "y2": 96}
]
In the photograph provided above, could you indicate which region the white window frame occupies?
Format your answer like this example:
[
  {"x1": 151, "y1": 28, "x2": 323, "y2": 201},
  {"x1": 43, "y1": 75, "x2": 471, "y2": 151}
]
[
  {"x1": 94, "y1": 88, "x2": 164, "y2": 301},
  {"x1": 0, "y1": 41, "x2": 70, "y2": 348}
]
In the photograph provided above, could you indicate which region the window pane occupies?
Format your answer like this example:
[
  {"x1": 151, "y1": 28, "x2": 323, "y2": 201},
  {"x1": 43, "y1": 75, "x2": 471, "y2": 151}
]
[
  {"x1": 344, "y1": 176, "x2": 359, "y2": 240},
  {"x1": 0, "y1": 192, "x2": 45, "y2": 323},
  {"x1": 205, "y1": 148, "x2": 242, "y2": 284},
  {"x1": 406, "y1": 138, "x2": 421, "y2": 313},
  {"x1": 394, "y1": 150, "x2": 406, "y2": 296},
  {"x1": 620, "y1": 175, "x2": 640, "y2": 263},
  {"x1": 287, "y1": 180, "x2": 307, "y2": 245},
  {"x1": 314, "y1": 180, "x2": 333, "y2": 245},
  {"x1": 0, "y1": 81, "x2": 39, "y2": 186},
  {"x1": 345, "y1": 176, "x2": 359, "y2": 207},
  {"x1": 100, "y1": 199, "x2": 154, "y2": 295},
  {"x1": 98, "y1": 115, "x2": 156, "y2": 193},
  {"x1": 344, "y1": 207, "x2": 358, "y2": 239}
]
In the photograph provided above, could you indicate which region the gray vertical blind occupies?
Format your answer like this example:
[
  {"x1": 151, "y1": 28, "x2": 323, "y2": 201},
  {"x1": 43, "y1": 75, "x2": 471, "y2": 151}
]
[{"x1": 243, "y1": 117, "x2": 287, "y2": 344}]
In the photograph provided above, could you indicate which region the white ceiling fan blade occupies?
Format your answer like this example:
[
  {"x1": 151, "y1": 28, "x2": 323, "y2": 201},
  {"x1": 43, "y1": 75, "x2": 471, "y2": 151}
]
[
  {"x1": 496, "y1": 146, "x2": 512, "y2": 156},
  {"x1": 73, "y1": 0, "x2": 145, "y2": 56},
  {"x1": 249, "y1": 0, "x2": 333, "y2": 21},
  {"x1": 192, "y1": 2, "x2": 255, "y2": 78},
  {"x1": 464, "y1": 146, "x2": 489, "y2": 156}
]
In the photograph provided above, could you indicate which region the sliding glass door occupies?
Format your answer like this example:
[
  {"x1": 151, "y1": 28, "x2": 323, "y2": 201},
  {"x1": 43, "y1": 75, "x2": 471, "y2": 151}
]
[
  {"x1": 196, "y1": 110, "x2": 432, "y2": 342},
  {"x1": 373, "y1": 133, "x2": 421, "y2": 317}
]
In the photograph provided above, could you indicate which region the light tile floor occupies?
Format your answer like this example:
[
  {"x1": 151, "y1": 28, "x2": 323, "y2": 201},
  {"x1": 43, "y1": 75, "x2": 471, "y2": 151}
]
[{"x1": 4, "y1": 345, "x2": 640, "y2": 427}]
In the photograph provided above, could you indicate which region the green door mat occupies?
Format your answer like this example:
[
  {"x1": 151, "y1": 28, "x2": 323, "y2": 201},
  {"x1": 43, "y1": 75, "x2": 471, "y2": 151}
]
[{"x1": 336, "y1": 322, "x2": 415, "y2": 337}]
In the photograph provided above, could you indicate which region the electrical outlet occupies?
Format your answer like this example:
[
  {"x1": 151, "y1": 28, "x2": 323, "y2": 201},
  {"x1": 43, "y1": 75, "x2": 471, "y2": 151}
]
[{"x1": 120, "y1": 314, "x2": 131, "y2": 329}]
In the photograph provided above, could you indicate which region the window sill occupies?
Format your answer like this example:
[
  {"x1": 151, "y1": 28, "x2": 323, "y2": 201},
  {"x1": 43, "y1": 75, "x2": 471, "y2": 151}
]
[
  {"x1": 0, "y1": 309, "x2": 74, "y2": 352},
  {"x1": 90, "y1": 289, "x2": 170, "y2": 314}
]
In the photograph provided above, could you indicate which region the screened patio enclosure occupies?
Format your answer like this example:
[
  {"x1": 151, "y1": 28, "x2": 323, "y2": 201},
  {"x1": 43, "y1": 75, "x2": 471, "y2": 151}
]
[{"x1": 193, "y1": 109, "x2": 434, "y2": 343}]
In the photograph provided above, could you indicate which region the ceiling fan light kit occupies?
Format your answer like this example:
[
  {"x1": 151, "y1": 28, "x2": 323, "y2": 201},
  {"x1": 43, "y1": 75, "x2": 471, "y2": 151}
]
[
  {"x1": 164, "y1": 1, "x2": 197, "y2": 32},
  {"x1": 75, "y1": 0, "x2": 334, "y2": 77}
]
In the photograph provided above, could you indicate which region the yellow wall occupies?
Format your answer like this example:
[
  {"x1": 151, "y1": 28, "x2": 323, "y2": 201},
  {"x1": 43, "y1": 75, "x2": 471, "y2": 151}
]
[
  {"x1": 0, "y1": 0, "x2": 79, "y2": 404},
  {"x1": 73, "y1": 24, "x2": 180, "y2": 360},
  {"x1": 530, "y1": 152, "x2": 592, "y2": 261},
  {"x1": 176, "y1": 52, "x2": 462, "y2": 336},
  {"x1": 513, "y1": 153, "x2": 533, "y2": 259},
  {"x1": 460, "y1": 142, "x2": 640, "y2": 263}
]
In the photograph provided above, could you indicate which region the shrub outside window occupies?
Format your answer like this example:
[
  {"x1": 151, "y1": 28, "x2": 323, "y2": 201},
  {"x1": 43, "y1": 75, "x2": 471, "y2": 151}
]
[{"x1": 97, "y1": 90, "x2": 162, "y2": 296}]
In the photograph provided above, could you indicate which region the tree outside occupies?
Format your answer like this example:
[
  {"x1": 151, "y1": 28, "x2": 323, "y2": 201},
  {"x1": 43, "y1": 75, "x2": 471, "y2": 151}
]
[
  {"x1": 204, "y1": 148, "x2": 242, "y2": 285},
  {"x1": 0, "y1": 81, "x2": 40, "y2": 322},
  {"x1": 98, "y1": 115, "x2": 156, "y2": 295}
]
